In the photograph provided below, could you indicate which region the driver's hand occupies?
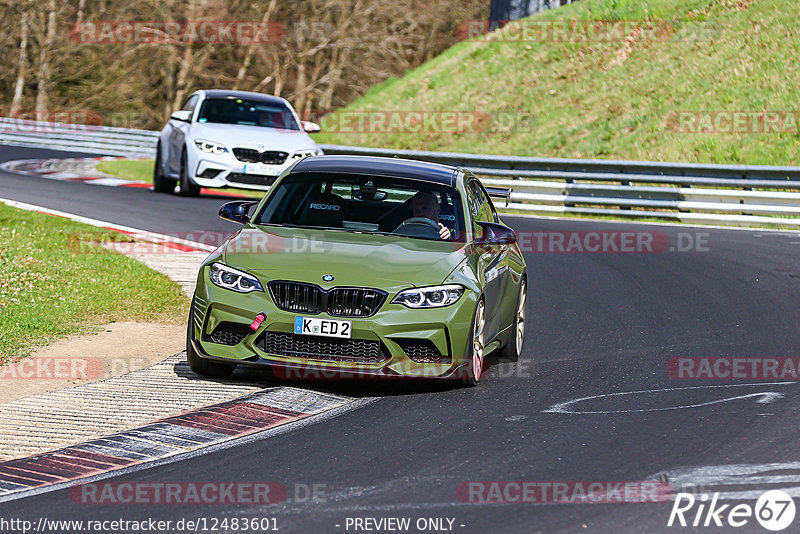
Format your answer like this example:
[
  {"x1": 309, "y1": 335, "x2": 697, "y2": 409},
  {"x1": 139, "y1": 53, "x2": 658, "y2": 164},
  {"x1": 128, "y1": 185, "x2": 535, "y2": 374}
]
[{"x1": 438, "y1": 223, "x2": 451, "y2": 240}]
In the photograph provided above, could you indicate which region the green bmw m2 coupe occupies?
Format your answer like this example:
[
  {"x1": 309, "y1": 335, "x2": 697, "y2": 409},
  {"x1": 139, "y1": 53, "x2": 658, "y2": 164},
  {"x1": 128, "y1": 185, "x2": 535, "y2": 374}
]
[{"x1": 188, "y1": 155, "x2": 527, "y2": 386}]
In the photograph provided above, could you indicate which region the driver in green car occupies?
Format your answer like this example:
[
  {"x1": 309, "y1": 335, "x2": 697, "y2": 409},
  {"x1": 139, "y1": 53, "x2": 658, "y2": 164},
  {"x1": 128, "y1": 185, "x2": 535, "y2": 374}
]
[{"x1": 411, "y1": 191, "x2": 452, "y2": 240}]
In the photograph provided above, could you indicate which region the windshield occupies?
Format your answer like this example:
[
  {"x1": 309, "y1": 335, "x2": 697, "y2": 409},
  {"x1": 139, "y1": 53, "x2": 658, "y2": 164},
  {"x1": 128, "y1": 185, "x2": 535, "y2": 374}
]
[
  {"x1": 254, "y1": 173, "x2": 466, "y2": 242},
  {"x1": 196, "y1": 98, "x2": 300, "y2": 130}
]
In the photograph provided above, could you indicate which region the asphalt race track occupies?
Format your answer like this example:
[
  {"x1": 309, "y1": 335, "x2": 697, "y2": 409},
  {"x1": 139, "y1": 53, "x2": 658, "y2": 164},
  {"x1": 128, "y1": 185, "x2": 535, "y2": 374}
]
[{"x1": 2, "y1": 145, "x2": 800, "y2": 533}]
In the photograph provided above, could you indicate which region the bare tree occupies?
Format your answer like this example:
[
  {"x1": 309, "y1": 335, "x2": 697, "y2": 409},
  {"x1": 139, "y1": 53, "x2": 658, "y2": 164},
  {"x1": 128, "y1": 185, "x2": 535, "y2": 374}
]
[
  {"x1": 10, "y1": 10, "x2": 29, "y2": 116},
  {"x1": 0, "y1": 0, "x2": 487, "y2": 128},
  {"x1": 233, "y1": 0, "x2": 278, "y2": 90},
  {"x1": 35, "y1": 0, "x2": 57, "y2": 117}
]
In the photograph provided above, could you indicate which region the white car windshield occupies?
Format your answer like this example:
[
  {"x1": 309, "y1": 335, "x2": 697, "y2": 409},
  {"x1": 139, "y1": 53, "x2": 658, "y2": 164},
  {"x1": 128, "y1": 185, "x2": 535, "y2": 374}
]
[{"x1": 197, "y1": 98, "x2": 300, "y2": 131}]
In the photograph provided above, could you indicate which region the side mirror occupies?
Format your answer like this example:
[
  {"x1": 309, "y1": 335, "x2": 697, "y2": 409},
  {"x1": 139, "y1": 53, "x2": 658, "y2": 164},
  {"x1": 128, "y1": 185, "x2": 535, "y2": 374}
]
[
  {"x1": 218, "y1": 201, "x2": 259, "y2": 224},
  {"x1": 475, "y1": 221, "x2": 517, "y2": 247},
  {"x1": 170, "y1": 110, "x2": 192, "y2": 122},
  {"x1": 302, "y1": 120, "x2": 321, "y2": 133}
]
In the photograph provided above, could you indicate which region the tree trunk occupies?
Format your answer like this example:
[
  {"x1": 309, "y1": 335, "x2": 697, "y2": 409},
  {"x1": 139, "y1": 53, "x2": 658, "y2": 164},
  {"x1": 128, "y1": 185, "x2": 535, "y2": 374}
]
[
  {"x1": 233, "y1": 0, "x2": 278, "y2": 90},
  {"x1": 294, "y1": 61, "x2": 307, "y2": 113},
  {"x1": 271, "y1": 48, "x2": 285, "y2": 96},
  {"x1": 10, "y1": 11, "x2": 29, "y2": 116},
  {"x1": 171, "y1": 0, "x2": 198, "y2": 110},
  {"x1": 76, "y1": 0, "x2": 86, "y2": 24},
  {"x1": 36, "y1": 0, "x2": 57, "y2": 118}
]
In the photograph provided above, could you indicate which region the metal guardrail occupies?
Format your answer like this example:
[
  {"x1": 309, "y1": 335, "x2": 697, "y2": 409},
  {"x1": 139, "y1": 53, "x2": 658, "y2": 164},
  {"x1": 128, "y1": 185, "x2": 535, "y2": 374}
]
[
  {"x1": 2, "y1": 117, "x2": 800, "y2": 227},
  {"x1": 0, "y1": 118, "x2": 158, "y2": 157}
]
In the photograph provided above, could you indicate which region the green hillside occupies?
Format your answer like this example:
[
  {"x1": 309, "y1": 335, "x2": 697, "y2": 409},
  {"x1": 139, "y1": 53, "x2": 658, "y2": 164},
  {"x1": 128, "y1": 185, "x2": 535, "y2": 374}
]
[{"x1": 315, "y1": 0, "x2": 800, "y2": 165}]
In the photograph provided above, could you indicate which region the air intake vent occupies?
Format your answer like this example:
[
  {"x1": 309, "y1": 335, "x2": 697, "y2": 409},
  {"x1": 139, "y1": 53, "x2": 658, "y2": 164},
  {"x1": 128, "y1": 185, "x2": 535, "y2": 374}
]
[
  {"x1": 397, "y1": 339, "x2": 449, "y2": 363},
  {"x1": 227, "y1": 173, "x2": 277, "y2": 187},
  {"x1": 204, "y1": 322, "x2": 251, "y2": 346},
  {"x1": 258, "y1": 332, "x2": 389, "y2": 363}
]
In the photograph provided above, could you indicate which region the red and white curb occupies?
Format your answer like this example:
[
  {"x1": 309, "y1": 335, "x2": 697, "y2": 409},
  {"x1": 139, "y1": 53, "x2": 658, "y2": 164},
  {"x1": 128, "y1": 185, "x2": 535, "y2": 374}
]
[
  {"x1": 0, "y1": 157, "x2": 151, "y2": 188},
  {"x1": 0, "y1": 198, "x2": 368, "y2": 504},
  {"x1": 0, "y1": 385, "x2": 357, "y2": 502}
]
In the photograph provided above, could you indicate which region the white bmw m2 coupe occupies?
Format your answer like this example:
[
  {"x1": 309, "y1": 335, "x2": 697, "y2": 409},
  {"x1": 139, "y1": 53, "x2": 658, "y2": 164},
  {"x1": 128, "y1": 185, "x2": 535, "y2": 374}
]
[{"x1": 154, "y1": 90, "x2": 322, "y2": 196}]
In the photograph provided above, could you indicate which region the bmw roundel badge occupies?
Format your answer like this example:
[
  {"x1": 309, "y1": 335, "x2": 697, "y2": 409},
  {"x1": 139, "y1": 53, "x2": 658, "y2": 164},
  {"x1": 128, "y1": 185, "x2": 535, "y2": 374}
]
[{"x1": 322, "y1": 274, "x2": 335, "y2": 282}]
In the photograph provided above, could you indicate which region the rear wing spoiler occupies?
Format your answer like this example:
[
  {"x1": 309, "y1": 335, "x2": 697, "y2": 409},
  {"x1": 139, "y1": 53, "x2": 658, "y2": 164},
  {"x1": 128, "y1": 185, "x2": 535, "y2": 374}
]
[{"x1": 485, "y1": 187, "x2": 512, "y2": 207}]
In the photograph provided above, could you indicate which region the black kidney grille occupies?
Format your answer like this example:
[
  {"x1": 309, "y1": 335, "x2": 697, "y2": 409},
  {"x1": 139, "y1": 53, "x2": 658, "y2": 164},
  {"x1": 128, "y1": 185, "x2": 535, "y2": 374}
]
[
  {"x1": 328, "y1": 288, "x2": 386, "y2": 317},
  {"x1": 258, "y1": 332, "x2": 388, "y2": 363},
  {"x1": 259, "y1": 151, "x2": 289, "y2": 164},
  {"x1": 233, "y1": 148, "x2": 288, "y2": 165},
  {"x1": 268, "y1": 281, "x2": 386, "y2": 318},
  {"x1": 204, "y1": 322, "x2": 252, "y2": 346},
  {"x1": 269, "y1": 282, "x2": 323, "y2": 314},
  {"x1": 232, "y1": 148, "x2": 260, "y2": 163}
]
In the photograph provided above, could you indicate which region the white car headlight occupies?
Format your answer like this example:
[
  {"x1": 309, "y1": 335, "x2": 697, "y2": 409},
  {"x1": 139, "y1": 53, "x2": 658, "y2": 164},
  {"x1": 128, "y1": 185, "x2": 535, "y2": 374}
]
[
  {"x1": 195, "y1": 139, "x2": 229, "y2": 155},
  {"x1": 291, "y1": 148, "x2": 321, "y2": 160},
  {"x1": 392, "y1": 285, "x2": 464, "y2": 309},
  {"x1": 209, "y1": 263, "x2": 263, "y2": 293}
]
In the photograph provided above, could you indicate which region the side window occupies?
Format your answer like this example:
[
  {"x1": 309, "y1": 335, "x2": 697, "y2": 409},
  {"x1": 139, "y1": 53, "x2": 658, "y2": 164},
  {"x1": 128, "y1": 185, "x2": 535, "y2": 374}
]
[
  {"x1": 480, "y1": 187, "x2": 499, "y2": 223},
  {"x1": 471, "y1": 182, "x2": 496, "y2": 221},
  {"x1": 466, "y1": 183, "x2": 480, "y2": 220},
  {"x1": 467, "y1": 181, "x2": 491, "y2": 238},
  {"x1": 181, "y1": 95, "x2": 199, "y2": 112}
]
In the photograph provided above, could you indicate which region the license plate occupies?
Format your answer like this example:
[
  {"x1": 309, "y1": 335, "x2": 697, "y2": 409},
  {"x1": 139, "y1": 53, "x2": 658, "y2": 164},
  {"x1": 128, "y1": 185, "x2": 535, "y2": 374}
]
[
  {"x1": 294, "y1": 316, "x2": 351, "y2": 339},
  {"x1": 243, "y1": 163, "x2": 280, "y2": 176}
]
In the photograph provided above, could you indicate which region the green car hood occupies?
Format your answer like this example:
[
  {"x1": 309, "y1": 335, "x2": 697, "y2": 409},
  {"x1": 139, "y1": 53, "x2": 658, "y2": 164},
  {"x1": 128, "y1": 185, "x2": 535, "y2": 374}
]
[{"x1": 222, "y1": 226, "x2": 468, "y2": 290}]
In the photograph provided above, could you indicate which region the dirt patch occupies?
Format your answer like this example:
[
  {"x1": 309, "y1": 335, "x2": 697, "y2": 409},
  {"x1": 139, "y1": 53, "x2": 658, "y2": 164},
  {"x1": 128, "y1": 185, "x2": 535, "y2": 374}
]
[{"x1": 0, "y1": 322, "x2": 185, "y2": 403}]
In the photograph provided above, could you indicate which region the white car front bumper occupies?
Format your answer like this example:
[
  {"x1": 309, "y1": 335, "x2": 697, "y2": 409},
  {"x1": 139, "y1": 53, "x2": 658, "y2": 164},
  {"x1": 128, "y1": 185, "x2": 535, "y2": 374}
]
[{"x1": 189, "y1": 148, "x2": 320, "y2": 191}]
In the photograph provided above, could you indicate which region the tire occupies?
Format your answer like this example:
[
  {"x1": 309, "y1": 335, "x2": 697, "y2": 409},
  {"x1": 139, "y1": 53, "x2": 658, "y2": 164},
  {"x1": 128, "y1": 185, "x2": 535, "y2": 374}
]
[
  {"x1": 178, "y1": 149, "x2": 201, "y2": 197},
  {"x1": 460, "y1": 298, "x2": 486, "y2": 387},
  {"x1": 152, "y1": 142, "x2": 177, "y2": 193},
  {"x1": 186, "y1": 301, "x2": 236, "y2": 378},
  {"x1": 500, "y1": 277, "x2": 527, "y2": 362}
]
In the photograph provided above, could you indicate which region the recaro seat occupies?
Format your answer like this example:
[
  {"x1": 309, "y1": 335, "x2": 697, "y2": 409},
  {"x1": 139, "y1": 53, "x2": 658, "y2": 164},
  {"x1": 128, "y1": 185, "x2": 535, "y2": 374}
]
[{"x1": 295, "y1": 192, "x2": 345, "y2": 228}]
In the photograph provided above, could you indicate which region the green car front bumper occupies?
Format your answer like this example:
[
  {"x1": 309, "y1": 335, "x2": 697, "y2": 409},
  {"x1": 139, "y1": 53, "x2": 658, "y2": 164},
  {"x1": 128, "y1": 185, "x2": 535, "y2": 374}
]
[{"x1": 190, "y1": 275, "x2": 479, "y2": 380}]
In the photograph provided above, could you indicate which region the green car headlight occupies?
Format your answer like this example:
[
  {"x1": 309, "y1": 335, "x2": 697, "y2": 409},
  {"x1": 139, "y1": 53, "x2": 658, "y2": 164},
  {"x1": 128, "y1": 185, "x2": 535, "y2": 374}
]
[
  {"x1": 209, "y1": 263, "x2": 263, "y2": 293},
  {"x1": 392, "y1": 284, "x2": 464, "y2": 309},
  {"x1": 194, "y1": 139, "x2": 228, "y2": 154}
]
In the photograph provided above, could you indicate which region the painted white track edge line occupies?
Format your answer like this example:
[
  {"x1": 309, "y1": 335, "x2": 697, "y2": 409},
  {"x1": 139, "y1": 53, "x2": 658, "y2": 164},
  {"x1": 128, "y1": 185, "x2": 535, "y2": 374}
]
[{"x1": 0, "y1": 197, "x2": 216, "y2": 252}]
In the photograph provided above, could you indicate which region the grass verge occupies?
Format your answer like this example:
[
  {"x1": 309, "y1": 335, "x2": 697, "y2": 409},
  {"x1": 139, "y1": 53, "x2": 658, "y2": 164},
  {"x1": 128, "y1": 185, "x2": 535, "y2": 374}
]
[
  {"x1": 313, "y1": 0, "x2": 800, "y2": 165},
  {"x1": 0, "y1": 203, "x2": 189, "y2": 363}
]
